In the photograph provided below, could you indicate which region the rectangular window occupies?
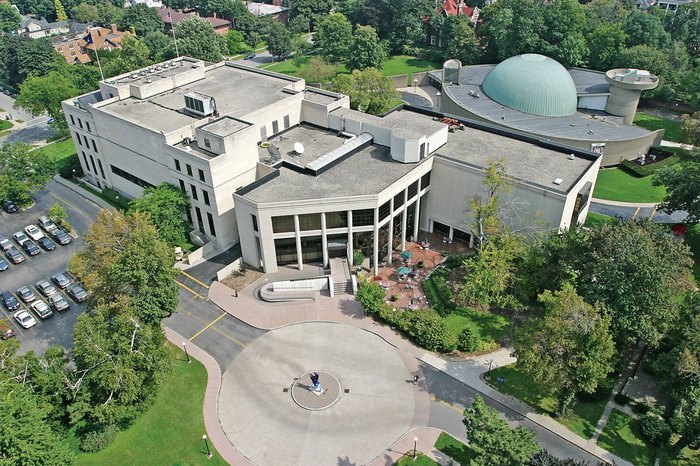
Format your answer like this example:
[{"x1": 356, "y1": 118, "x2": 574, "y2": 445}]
[
  {"x1": 179, "y1": 179, "x2": 186, "y2": 193},
  {"x1": 89, "y1": 155, "x2": 97, "y2": 174},
  {"x1": 83, "y1": 135, "x2": 89, "y2": 147},
  {"x1": 175, "y1": 159, "x2": 181, "y2": 171},
  {"x1": 82, "y1": 152, "x2": 90, "y2": 172},
  {"x1": 75, "y1": 132, "x2": 82, "y2": 146},
  {"x1": 298, "y1": 213, "x2": 321, "y2": 231},
  {"x1": 430, "y1": 35, "x2": 436, "y2": 46},
  {"x1": 202, "y1": 190, "x2": 210, "y2": 206},
  {"x1": 207, "y1": 212, "x2": 216, "y2": 237},
  {"x1": 352, "y1": 209, "x2": 374, "y2": 227},
  {"x1": 195, "y1": 207, "x2": 204, "y2": 233},
  {"x1": 393, "y1": 191, "x2": 405, "y2": 208},
  {"x1": 326, "y1": 211, "x2": 348, "y2": 229},
  {"x1": 272, "y1": 215, "x2": 295, "y2": 233},
  {"x1": 190, "y1": 184, "x2": 198, "y2": 200},
  {"x1": 203, "y1": 138, "x2": 211, "y2": 149},
  {"x1": 379, "y1": 201, "x2": 390, "y2": 221},
  {"x1": 283, "y1": 115, "x2": 290, "y2": 129},
  {"x1": 272, "y1": 120, "x2": 279, "y2": 134},
  {"x1": 70, "y1": 115, "x2": 75, "y2": 125},
  {"x1": 98, "y1": 160, "x2": 105, "y2": 178},
  {"x1": 86, "y1": 121, "x2": 91, "y2": 133},
  {"x1": 260, "y1": 126, "x2": 267, "y2": 141},
  {"x1": 91, "y1": 139, "x2": 98, "y2": 153},
  {"x1": 186, "y1": 209, "x2": 192, "y2": 223},
  {"x1": 78, "y1": 118, "x2": 83, "y2": 129},
  {"x1": 408, "y1": 180, "x2": 419, "y2": 200},
  {"x1": 186, "y1": 164, "x2": 193, "y2": 177},
  {"x1": 421, "y1": 171, "x2": 431, "y2": 188},
  {"x1": 252, "y1": 214, "x2": 258, "y2": 232},
  {"x1": 198, "y1": 169, "x2": 205, "y2": 182},
  {"x1": 110, "y1": 165, "x2": 154, "y2": 189}
]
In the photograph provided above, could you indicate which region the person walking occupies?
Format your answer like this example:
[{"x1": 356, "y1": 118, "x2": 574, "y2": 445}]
[{"x1": 413, "y1": 375, "x2": 419, "y2": 385}]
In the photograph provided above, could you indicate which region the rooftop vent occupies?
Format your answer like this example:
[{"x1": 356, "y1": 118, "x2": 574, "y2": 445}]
[
  {"x1": 568, "y1": 153, "x2": 575, "y2": 160},
  {"x1": 184, "y1": 93, "x2": 216, "y2": 117},
  {"x1": 553, "y1": 178, "x2": 563, "y2": 185}
]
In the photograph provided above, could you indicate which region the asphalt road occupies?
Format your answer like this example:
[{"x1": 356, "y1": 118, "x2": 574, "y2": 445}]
[
  {"x1": 0, "y1": 117, "x2": 57, "y2": 145},
  {"x1": 0, "y1": 179, "x2": 102, "y2": 355},
  {"x1": 589, "y1": 200, "x2": 687, "y2": 223},
  {"x1": 0, "y1": 91, "x2": 33, "y2": 122}
]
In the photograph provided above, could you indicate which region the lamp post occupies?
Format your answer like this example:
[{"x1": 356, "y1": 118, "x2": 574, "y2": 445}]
[
  {"x1": 183, "y1": 342, "x2": 191, "y2": 363},
  {"x1": 72, "y1": 168, "x2": 76, "y2": 178},
  {"x1": 413, "y1": 78, "x2": 418, "y2": 93},
  {"x1": 486, "y1": 359, "x2": 494, "y2": 378},
  {"x1": 202, "y1": 434, "x2": 212, "y2": 458},
  {"x1": 435, "y1": 91, "x2": 441, "y2": 109},
  {"x1": 413, "y1": 436, "x2": 418, "y2": 459}
]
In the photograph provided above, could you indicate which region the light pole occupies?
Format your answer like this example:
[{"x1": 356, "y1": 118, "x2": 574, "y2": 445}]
[
  {"x1": 413, "y1": 78, "x2": 418, "y2": 93},
  {"x1": 413, "y1": 436, "x2": 418, "y2": 459},
  {"x1": 486, "y1": 359, "x2": 494, "y2": 379},
  {"x1": 435, "y1": 91, "x2": 441, "y2": 109},
  {"x1": 203, "y1": 434, "x2": 212, "y2": 458},
  {"x1": 183, "y1": 342, "x2": 191, "y2": 363}
]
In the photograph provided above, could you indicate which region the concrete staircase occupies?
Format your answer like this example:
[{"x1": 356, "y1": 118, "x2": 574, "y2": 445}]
[{"x1": 330, "y1": 258, "x2": 353, "y2": 296}]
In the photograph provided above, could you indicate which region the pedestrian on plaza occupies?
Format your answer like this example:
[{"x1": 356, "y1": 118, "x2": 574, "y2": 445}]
[{"x1": 413, "y1": 375, "x2": 419, "y2": 385}]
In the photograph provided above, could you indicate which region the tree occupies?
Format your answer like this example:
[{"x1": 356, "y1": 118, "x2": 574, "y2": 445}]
[
  {"x1": 615, "y1": 44, "x2": 682, "y2": 100},
  {"x1": 144, "y1": 31, "x2": 176, "y2": 62},
  {"x1": 0, "y1": 2, "x2": 21, "y2": 33},
  {"x1": 515, "y1": 283, "x2": 615, "y2": 415},
  {"x1": 665, "y1": 2, "x2": 700, "y2": 58},
  {"x1": 680, "y1": 111, "x2": 700, "y2": 146},
  {"x1": 175, "y1": 17, "x2": 227, "y2": 62},
  {"x1": 68, "y1": 210, "x2": 180, "y2": 325},
  {"x1": 266, "y1": 21, "x2": 293, "y2": 61},
  {"x1": 53, "y1": 0, "x2": 67, "y2": 21},
  {"x1": 623, "y1": 10, "x2": 671, "y2": 48},
  {"x1": 300, "y1": 57, "x2": 337, "y2": 83},
  {"x1": 529, "y1": 450, "x2": 608, "y2": 466},
  {"x1": 15, "y1": 70, "x2": 79, "y2": 134},
  {"x1": 403, "y1": 309, "x2": 456, "y2": 352},
  {"x1": 442, "y1": 16, "x2": 480, "y2": 65},
  {"x1": 356, "y1": 281, "x2": 385, "y2": 315},
  {"x1": 586, "y1": 22, "x2": 627, "y2": 71},
  {"x1": 351, "y1": 0, "x2": 433, "y2": 53},
  {"x1": 315, "y1": 13, "x2": 352, "y2": 64},
  {"x1": 49, "y1": 202, "x2": 69, "y2": 228},
  {"x1": 128, "y1": 183, "x2": 190, "y2": 247},
  {"x1": 331, "y1": 68, "x2": 398, "y2": 114},
  {"x1": 0, "y1": 143, "x2": 56, "y2": 206},
  {"x1": 288, "y1": 14, "x2": 310, "y2": 35},
  {"x1": 0, "y1": 379, "x2": 74, "y2": 465},
  {"x1": 346, "y1": 25, "x2": 388, "y2": 71},
  {"x1": 11, "y1": 0, "x2": 56, "y2": 19},
  {"x1": 289, "y1": 0, "x2": 334, "y2": 31},
  {"x1": 471, "y1": 158, "x2": 510, "y2": 248},
  {"x1": 225, "y1": 29, "x2": 248, "y2": 55},
  {"x1": 71, "y1": 2, "x2": 98, "y2": 23},
  {"x1": 463, "y1": 395, "x2": 540, "y2": 465},
  {"x1": 102, "y1": 35, "x2": 152, "y2": 78},
  {"x1": 0, "y1": 36, "x2": 63, "y2": 88},
  {"x1": 669, "y1": 384, "x2": 700, "y2": 455},
  {"x1": 118, "y1": 3, "x2": 164, "y2": 37},
  {"x1": 654, "y1": 161, "x2": 700, "y2": 223}
]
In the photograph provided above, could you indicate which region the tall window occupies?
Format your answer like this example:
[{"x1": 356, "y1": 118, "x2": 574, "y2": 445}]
[
  {"x1": 195, "y1": 207, "x2": 204, "y2": 233},
  {"x1": 283, "y1": 115, "x2": 290, "y2": 129},
  {"x1": 207, "y1": 212, "x2": 216, "y2": 237},
  {"x1": 97, "y1": 160, "x2": 105, "y2": 178},
  {"x1": 175, "y1": 159, "x2": 181, "y2": 171},
  {"x1": 86, "y1": 121, "x2": 91, "y2": 133},
  {"x1": 91, "y1": 139, "x2": 98, "y2": 153},
  {"x1": 186, "y1": 164, "x2": 193, "y2": 177},
  {"x1": 179, "y1": 179, "x2": 186, "y2": 193},
  {"x1": 190, "y1": 184, "x2": 198, "y2": 200},
  {"x1": 70, "y1": 115, "x2": 75, "y2": 125},
  {"x1": 198, "y1": 169, "x2": 205, "y2": 182},
  {"x1": 202, "y1": 190, "x2": 210, "y2": 206},
  {"x1": 272, "y1": 120, "x2": 279, "y2": 134}
]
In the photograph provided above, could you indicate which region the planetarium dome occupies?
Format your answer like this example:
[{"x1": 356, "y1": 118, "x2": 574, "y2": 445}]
[{"x1": 481, "y1": 54, "x2": 578, "y2": 117}]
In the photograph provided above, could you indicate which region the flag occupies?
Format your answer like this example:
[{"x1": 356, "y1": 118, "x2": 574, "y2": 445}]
[
  {"x1": 167, "y1": 11, "x2": 172, "y2": 22},
  {"x1": 82, "y1": 32, "x2": 93, "y2": 45}
]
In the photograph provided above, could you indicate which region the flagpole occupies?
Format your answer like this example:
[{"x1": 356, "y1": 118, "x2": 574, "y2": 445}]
[
  {"x1": 84, "y1": 32, "x2": 104, "y2": 81},
  {"x1": 94, "y1": 46, "x2": 104, "y2": 81},
  {"x1": 168, "y1": 12, "x2": 180, "y2": 58}
]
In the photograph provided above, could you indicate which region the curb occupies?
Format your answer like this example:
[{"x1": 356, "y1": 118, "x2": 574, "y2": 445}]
[{"x1": 52, "y1": 175, "x2": 113, "y2": 211}]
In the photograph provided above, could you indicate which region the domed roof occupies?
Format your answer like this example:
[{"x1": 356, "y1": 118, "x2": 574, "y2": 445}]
[{"x1": 482, "y1": 54, "x2": 578, "y2": 117}]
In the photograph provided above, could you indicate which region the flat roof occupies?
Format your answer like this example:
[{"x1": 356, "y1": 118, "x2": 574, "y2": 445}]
[
  {"x1": 430, "y1": 66, "x2": 652, "y2": 142},
  {"x1": 99, "y1": 64, "x2": 295, "y2": 133},
  {"x1": 331, "y1": 107, "x2": 446, "y2": 138},
  {"x1": 202, "y1": 116, "x2": 250, "y2": 136},
  {"x1": 258, "y1": 124, "x2": 351, "y2": 165}
]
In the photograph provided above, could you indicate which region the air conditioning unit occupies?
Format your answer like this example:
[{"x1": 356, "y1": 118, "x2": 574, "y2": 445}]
[{"x1": 183, "y1": 93, "x2": 216, "y2": 117}]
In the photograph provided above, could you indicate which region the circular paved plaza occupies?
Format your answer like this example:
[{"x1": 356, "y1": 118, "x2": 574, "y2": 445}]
[{"x1": 218, "y1": 322, "x2": 415, "y2": 465}]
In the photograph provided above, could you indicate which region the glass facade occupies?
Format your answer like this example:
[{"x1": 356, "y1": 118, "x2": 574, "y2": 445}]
[
  {"x1": 272, "y1": 215, "x2": 295, "y2": 233},
  {"x1": 274, "y1": 238, "x2": 297, "y2": 265},
  {"x1": 353, "y1": 209, "x2": 374, "y2": 227},
  {"x1": 326, "y1": 211, "x2": 348, "y2": 229},
  {"x1": 298, "y1": 213, "x2": 321, "y2": 231}
]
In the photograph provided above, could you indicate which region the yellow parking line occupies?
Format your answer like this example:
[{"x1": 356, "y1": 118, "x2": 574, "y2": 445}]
[
  {"x1": 180, "y1": 271, "x2": 210, "y2": 289},
  {"x1": 189, "y1": 312, "x2": 227, "y2": 342},
  {"x1": 649, "y1": 205, "x2": 658, "y2": 220},
  {"x1": 431, "y1": 396, "x2": 464, "y2": 414},
  {"x1": 183, "y1": 311, "x2": 246, "y2": 348},
  {"x1": 632, "y1": 207, "x2": 640, "y2": 219},
  {"x1": 49, "y1": 192, "x2": 79, "y2": 212},
  {"x1": 176, "y1": 280, "x2": 206, "y2": 300}
]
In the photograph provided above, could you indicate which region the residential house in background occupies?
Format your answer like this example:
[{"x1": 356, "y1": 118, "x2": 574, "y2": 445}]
[
  {"x1": 426, "y1": 0, "x2": 480, "y2": 47},
  {"x1": 127, "y1": 0, "x2": 163, "y2": 8},
  {"x1": 17, "y1": 15, "x2": 70, "y2": 38},
  {"x1": 246, "y1": 3, "x2": 289, "y2": 25},
  {"x1": 156, "y1": 7, "x2": 231, "y2": 35},
  {"x1": 52, "y1": 25, "x2": 128, "y2": 64}
]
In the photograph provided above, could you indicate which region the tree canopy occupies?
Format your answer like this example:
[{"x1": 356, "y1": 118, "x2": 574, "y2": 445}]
[
  {"x1": 315, "y1": 12, "x2": 353, "y2": 64},
  {"x1": 266, "y1": 20, "x2": 293, "y2": 61},
  {"x1": 346, "y1": 25, "x2": 388, "y2": 71},
  {"x1": 331, "y1": 68, "x2": 398, "y2": 115},
  {"x1": 0, "y1": 143, "x2": 56, "y2": 206},
  {"x1": 128, "y1": 183, "x2": 191, "y2": 247},
  {"x1": 16, "y1": 70, "x2": 80, "y2": 134},
  {"x1": 0, "y1": 2, "x2": 21, "y2": 33},
  {"x1": 655, "y1": 159, "x2": 700, "y2": 223},
  {"x1": 175, "y1": 17, "x2": 227, "y2": 62},
  {"x1": 118, "y1": 3, "x2": 164, "y2": 37}
]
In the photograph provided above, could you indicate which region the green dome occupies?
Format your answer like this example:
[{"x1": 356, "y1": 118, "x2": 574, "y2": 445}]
[{"x1": 482, "y1": 54, "x2": 577, "y2": 117}]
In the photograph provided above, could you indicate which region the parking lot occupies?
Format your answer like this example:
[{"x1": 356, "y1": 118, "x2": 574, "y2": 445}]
[{"x1": 1, "y1": 180, "x2": 101, "y2": 354}]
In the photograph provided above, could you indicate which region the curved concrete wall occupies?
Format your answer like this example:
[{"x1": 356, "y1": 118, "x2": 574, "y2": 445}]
[{"x1": 605, "y1": 86, "x2": 642, "y2": 124}]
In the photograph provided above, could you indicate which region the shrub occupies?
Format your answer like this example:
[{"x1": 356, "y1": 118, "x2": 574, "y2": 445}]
[
  {"x1": 577, "y1": 375, "x2": 615, "y2": 402},
  {"x1": 640, "y1": 412, "x2": 671, "y2": 446},
  {"x1": 632, "y1": 401, "x2": 651, "y2": 415},
  {"x1": 80, "y1": 424, "x2": 118, "y2": 452},
  {"x1": 356, "y1": 282, "x2": 385, "y2": 315},
  {"x1": 614, "y1": 393, "x2": 633, "y2": 406},
  {"x1": 403, "y1": 309, "x2": 457, "y2": 352},
  {"x1": 353, "y1": 250, "x2": 365, "y2": 266},
  {"x1": 457, "y1": 327, "x2": 479, "y2": 352},
  {"x1": 58, "y1": 153, "x2": 83, "y2": 179}
]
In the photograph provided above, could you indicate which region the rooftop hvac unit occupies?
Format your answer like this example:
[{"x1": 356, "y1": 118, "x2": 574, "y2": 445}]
[{"x1": 183, "y1": 93, "x2": 216, "y2": 117}]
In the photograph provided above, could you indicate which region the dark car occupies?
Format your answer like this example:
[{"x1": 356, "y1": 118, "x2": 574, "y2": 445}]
[
  {"x1": 244, "y1": 53, "x2": 256, "y2": 60},
  {"x1": 48, "y1": 294, "x2": 70, "y2": 312},
  {"x1": 0, "y1": 319, "x2": 15, "y2": 339},
  {"x1": 37, "y1": 237, "x2": 56, "y2": 251},
  {"x1": 1, "y1": 291, "x2": 20, "y2": 311},
  {"x1": 2, "y1": 201, "x2": 18, "y2": 214},
  {"x1": 0, "y1": 234, "x2": 13, "y2": 252},
  {"x1": 16, "y1": 286, "x2": 35, "y2": 303},
  {"x1": 22, "y1": 240, "x2": 40, "y2": 256},
  {"x1": 51, "y1": 272, "x2": 72, "y2": 289},
  {"x1": 5, "y1": 248, "x2": 24, "y2": 264},
  {"x1": 0, "y1": 257, "x2": 7, "y2": 272},
  {"x1": 51, "y1": 228, "x2": 72, "y2": 245},
  {"x1": 67, "y1": 284, "x2": 88, "y2": 302}
]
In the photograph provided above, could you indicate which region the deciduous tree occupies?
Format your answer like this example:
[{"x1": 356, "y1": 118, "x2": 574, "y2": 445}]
[
  {"x1": 144, "y1": 31, "x2": 176, "y2": 62},
  {"x1": 623, "y1": 10, "x2": 671, "y2": 48},
  {"x1": 266, "y1": 21, "x2": 293, "y2": 61},
  {"x1": 300, "y1": 57, "x2": 338, "y2": 83},
  {"x1": 586, "y1": 22, "x2": 627, "y2": 71},
  {"x1": 15, "y1": 70, "x2": 80, "y2": 134},
  {"x1": 346, "y1": 25, "x2": 387, "y2": 71},
  {"x1": 442, "y1": 15, "x2": 480, "y2": 65},
  {"x1": 0, "y1": 2, "x2": 21, "y2": 33},
  {"x1": 315, "y1": 12, "x2": 352, "y2": 64},
  {"x1": 175, "y1": 17, "x2": 227, "y2": 62},
  {"x1": 331, "y1": 68, "x2": 398, "y2": 114},
  {"x1": 71, "y1": 2, "x2": 98, "y2": 23},
  {"x1": 118, "y1": 3, "x2": 164, "y2": 37},
  {"x1": 0, "y1": 143, "x2": 55, "y2": 206},
  {"x1": 655, "y1": 161, "x2": 700, "y2": 223},
  {"x1": 289, "y1": 0, "x2": 334, "y2": 31},
  {"x1": 128, "y1": 183, "x2": 190, "y2": 247}
]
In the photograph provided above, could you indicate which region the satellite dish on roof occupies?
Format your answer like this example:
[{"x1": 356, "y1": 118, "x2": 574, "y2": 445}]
[{"x1": 294, "y1": 142, "x2": 305, "y2": 154}]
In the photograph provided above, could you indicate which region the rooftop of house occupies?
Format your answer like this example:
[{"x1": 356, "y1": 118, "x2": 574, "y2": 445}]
[
  {"x1": 156, "y1": 7, "x2": 230, "y2": 27},
  {"x1": 247, "y1": 3, "x2": 288, "y2": 15}
]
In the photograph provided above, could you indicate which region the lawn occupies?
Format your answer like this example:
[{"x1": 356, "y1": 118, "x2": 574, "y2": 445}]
[
  {"x1": 634, "y1": 112, "x2": 683, "y2": 142},
  {"x1": 434, "y1": 432, "x2": 471, "y2": 465},
  {"x1": 444, "y1": 307, "x2": 511, "y2": 351},
  {"x1": 593, "y1": 168, "x2": 667, "y2": 203},
  {"x1": 598, "y1": 409, "x2": 655, "y2": 466},
  {"x1": 0, "y1": 120, "x2": 12, "y2": 131},
  {"x1": 41, "y1": 138, "x2": 77, "y2": 172},
  {"x1": 487, "y1": 364, "x2": 609, "y2": 440},
  {"x1": 584, "y1": 212, "x2": 617, "y2": 228},
  {"x1": 394, "y1": 452, "x2": 439, "y2": 465},
  {"x1": 75, "y1": 344, "x2": 228, "y2": 466}
]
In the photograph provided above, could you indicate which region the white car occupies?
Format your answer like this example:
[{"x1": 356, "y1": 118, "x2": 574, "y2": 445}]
[
  {"x1": 24, "y1": 224, "x2": 45, "y2": 241},
  {"x1": 30, "y1": 300, "x2": 53, "y2": 319},
  {"x1": 14, "y1": 310, "x2": 36, "y2": 329},
  {"x1": 13, "y1": 231, "x2": 29, "y2": 246}
]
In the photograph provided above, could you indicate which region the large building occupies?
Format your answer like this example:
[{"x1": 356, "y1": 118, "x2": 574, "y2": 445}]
[
  {"x1": 430, "y1": 54, "x2": 662, "y2": 166},
  {"x1": 63, "y1": 58, "x2": 600, "y2": 274}
]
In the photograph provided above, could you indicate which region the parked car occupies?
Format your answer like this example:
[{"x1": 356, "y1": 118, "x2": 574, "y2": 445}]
[
  {"x1": 0, "y1": 319, "x2": 15, "y2": 339},
  {"x1": 22, "y1": 240, "x2": 40, "y2": 256},
  {"x1": 30, "y1": 300, "x2": 53, "y2": 319},
  {"x1": 67, "y1": 284, "x2": 88, "y2": 302},
  {"x1": 16, "y1": 286, "x2": 35, "y2": 303},
  {"x1": 38, "y1": 215, "x2": 58, "y2": 233},
  {"x1": 2, "y1": 201, "x2": 18, "y2": 214},
  {"x1": 51, "y1": 228, "x2": 72, "y2": 245},
  {"x1": 51, "y1": 272, "x2": 72, "y2": 289},
  {"x1": 24, "y1": 224, "x2": 45, "y2": 241},
  {"x1": 0, "y1": 257, "x2": 7, "y2": 272},
  {"x1": 5, "y1": 248, "x2": 24, "y2": 264},
  {"x1": 48, "y1": 294, "x2": 69, "y2": 312},
  {"x1": 0, "y1": 234, "x2": 13, "y2": 252},
  {"x1": 13, "y1": 231, "x2": 29, "y2": 246},
  {"x1": 1, "y1": 291, "x2": 20, "y2": 311},
  {"x1": 244, "y1": 53, "x2": 256, "y2": 60},
  {"x1": 14, "y1": 310, "x2": 36, "y2": 329},
  {"x1": 37, "y1": 237, "x2": 56, "y2": 251},
  {"x1": 36, "y1": 280, "x2": 57, "y2": 297}
]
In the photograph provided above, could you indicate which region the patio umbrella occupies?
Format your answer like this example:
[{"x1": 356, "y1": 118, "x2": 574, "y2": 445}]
[
  {"x1": 396, "y1": 267, "x2": 411, "y2": 276},
  {"x1": 400, "y1": 250, "x2": 412, "y2": 260}
]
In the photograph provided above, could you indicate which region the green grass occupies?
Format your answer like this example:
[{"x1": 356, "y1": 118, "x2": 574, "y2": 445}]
[
  {"x1": 394, "y1": 452, "x2": 439, "y2": 465},
  {"x1": 264, "y1": 58, "x2": 308, "y2": 76},
  {"x1": 487, "y1": 365, "x2": 608, "y2": 439},
  {"x1": 598, "y1": 409, "x2": 655, "y2": 466},
  {"x1": 0, "y1": 120, "x2": 12, "y2": 131},
  {"x1": 434, "y1": 432, "x2": 472, "y2": 465},
  {"x1": 41, "y1": 138, "x2": 77, "y2": 172},
  {"x1": 593, "y1": 168, "x2": 667, "y2": 203},
  {"x1": 381, "y1": 55, "x2": 442, "y2": 79},
  {"x1": 444, "y1": 307, "x2": 511, "y2": 351},
  {"x1": 584, "y1": 212, "x2": 617, "y2": 228},
  {"x1": 75, "y1": 344, "x2": 228, "y2": 466},
  {"x1": 634, "y1": 112, "x2": 683, "y2": 142}
]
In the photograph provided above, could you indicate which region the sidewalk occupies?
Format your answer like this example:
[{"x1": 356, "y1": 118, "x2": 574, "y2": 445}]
[
  {"x1": 52, "y1": 175, "x2": 113, "y2": 210},
  {"x1": 591, "y1": 197, "x2": 658, "y2": 208}
]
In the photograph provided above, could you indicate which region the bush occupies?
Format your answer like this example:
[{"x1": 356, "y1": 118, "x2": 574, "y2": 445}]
[
  {"x1": 614, "y1": 393, "x2": 633, "y2": 406},
  {"x1": 457, "y1": 327, "x2": 479, "y2": 352},
  {"x1": 58, "y1": 153, "x2": 83, "y2": 179},
  {"x1": 80, "y1": 424, "x2": 118, "y2": 452},
  {"x1": 577, "y1": 375, "x2": 615, "y2": 402},
  {"x1": 640, "y1": 412, "x2": 671, "y2": 446},
  {"x1": 353, "y1": 250, "x2": 365, "y2": 266},
  {"x1": 356, "y1": 282, "x2": 386, "y2": 316},
  {"x1": 403, "y1": 309, "x2": 456, "y2": 352},
  {"x1": 632, "y1": 401, "x2": 651, "y2": 415}
]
